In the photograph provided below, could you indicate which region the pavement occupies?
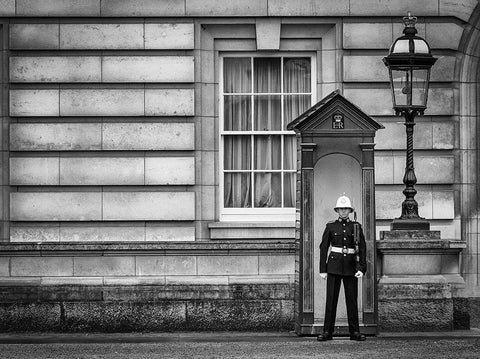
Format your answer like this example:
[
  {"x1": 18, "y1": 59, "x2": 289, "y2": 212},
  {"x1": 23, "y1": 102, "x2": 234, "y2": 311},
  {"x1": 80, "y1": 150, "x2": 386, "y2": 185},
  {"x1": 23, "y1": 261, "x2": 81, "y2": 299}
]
[{"x1": 0, "y1": 330, "x2": 479, "y2": 358}]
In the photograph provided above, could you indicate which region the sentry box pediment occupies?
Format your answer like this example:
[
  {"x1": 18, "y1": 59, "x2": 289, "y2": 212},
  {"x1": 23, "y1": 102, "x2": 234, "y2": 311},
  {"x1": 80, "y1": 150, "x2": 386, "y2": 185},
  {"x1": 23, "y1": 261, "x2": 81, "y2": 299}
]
[{"x1": 287, "y1": 90, "x2": 384, "y2": 137}]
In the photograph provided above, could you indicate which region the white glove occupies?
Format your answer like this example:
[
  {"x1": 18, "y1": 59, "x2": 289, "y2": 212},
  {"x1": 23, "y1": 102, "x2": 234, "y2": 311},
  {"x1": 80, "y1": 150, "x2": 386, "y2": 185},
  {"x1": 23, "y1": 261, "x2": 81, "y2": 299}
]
[
  {"x1": 355, "y1": 271, "x2": 363, "y2": 278},
  {"x1": 320, "y1": 273, "x2": 327, "y2": 280}
]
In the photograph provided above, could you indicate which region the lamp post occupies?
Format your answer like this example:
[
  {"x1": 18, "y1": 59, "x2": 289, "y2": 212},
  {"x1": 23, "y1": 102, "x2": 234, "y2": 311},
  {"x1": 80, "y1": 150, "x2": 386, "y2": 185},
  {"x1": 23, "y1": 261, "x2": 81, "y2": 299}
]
[{"x1": 383, "y1": 13, "x2": 437, "y2": 230}]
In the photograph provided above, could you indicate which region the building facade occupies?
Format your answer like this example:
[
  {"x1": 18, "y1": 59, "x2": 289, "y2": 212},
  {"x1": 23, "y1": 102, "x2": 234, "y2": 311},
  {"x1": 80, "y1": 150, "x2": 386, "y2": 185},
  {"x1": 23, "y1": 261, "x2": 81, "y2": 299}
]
[{"x1": 0, "y1": 0, "x2": 479, "y2": 331}]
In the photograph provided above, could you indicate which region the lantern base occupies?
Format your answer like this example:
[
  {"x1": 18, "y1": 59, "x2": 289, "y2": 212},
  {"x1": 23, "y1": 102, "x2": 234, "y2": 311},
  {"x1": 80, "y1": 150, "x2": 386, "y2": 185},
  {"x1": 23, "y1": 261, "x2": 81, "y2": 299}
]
[{"x1": 390, "y1": 218, "x2": 430, "y2": 231}]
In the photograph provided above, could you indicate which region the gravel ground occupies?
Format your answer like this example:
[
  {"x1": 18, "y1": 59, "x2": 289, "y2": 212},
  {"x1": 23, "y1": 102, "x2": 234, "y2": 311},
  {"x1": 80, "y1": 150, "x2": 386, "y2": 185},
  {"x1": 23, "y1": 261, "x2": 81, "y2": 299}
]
[{"x1": 0, "y1": 333, "x2": 479, "y2": 359}]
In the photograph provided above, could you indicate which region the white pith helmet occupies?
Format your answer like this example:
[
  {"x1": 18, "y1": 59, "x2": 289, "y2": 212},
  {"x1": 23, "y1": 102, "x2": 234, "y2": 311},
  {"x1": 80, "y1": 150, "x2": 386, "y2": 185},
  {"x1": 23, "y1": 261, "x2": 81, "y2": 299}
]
[{"x1": 334, "y1": 194, "x2": 354, "y2": 212}]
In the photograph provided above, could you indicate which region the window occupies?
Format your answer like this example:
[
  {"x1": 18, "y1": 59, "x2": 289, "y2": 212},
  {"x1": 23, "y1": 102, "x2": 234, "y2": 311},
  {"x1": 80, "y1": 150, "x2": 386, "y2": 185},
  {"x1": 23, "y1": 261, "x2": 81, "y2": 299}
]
[{"x1": 220, "y1": 55, "x2": 314, "y2": 221}]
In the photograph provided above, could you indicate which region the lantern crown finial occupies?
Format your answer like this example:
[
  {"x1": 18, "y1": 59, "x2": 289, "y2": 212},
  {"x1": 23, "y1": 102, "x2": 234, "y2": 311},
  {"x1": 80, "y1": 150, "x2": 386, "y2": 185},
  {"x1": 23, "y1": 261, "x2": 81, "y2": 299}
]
[{"x1": 403, "y1": 12, "x2": 418, "y2": 35}]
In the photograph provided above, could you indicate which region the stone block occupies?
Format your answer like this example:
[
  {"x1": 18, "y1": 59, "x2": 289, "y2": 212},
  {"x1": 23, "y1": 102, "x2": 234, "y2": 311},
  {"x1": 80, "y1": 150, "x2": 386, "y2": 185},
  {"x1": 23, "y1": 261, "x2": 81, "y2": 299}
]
[
  {"x1": 59, "y1": 226, "x2": 145, "y2": 242},
  {"x1": 10, "y1": 56, "x2": 101, "y2": 83},
  {"x1": 186, "y1": 0, "x2": 267, "y2": 16},
  {"x1": 102, "y1": 56, "x2": 194, "y2": 82},
  {"x1": 184, "y1": 300, "x2": 289, "y2": 331},
  {"x1": 102, "y1": 192, "x2": 195, "y2": 220},
  {"x1": 145, "y1": 157, "x2": 195, "y2": 185},
  {"x1": 433, "y1": 122, "x2": 455, "y2": 149},
  {"x1": 41, "y1": 277, "x2": 104, "y2": 286},
  {"x1": 146, "y1": 226, "x2": 195, "y2": 241},
  {"x1": 102, "y1": 123, "x2": 194, "y2": 150},
  {"x1": 200, "y1": 186, "x2": 215, "y2": 221},
  {"x1": 431, "y1": 56, "x2": 456, "y2": 82},
  {"x1": 60, "y1": 89, "x2": 144, "y2": 116},
  {"x1": 0, "y1": 303, "x2": 62, "y2": 331},
  {"x1": 258, "y1": 255, "x2": 295, "y2": 275},
  {"x1": 228, "y1": 275, "x2": 293, "y2": 284},
  {"x1": 10, "y1": 227, "x2": 60, "y2": 242},
  {"x1": 393, "y1": 155, "x2": 454, "y2": 184},
  {"x1": 10, "y1": 192, "x2": 102, "y2": 221},
  {"x1": 426, "y1": 23, "x2": 464, "y2": 50},
  {"x1": 60, "y1": 157, "x2": 144, "y2": 185},
  {"x1": 63, "y1": 302, "x2": 186, "y2": 331},
  {"x1": 101, "y1": 0, "x2": 185, "y2": 16},
  {"x1": 103, "y1": 276, "x2": 165, "y2": 286},
  {"x1": 197, "y1": 255, "x2": 258, "y2": 275},
  {"x1": 136, "y1": 255, "x2": 196, "y2": 276},
  {"x1": 10, "y1": 90, "x2": 59, "y2": 117},
  {"x1": 199, "y1": 151, "x2": 215, "y2": 186},
  {"x1": 268, "y1": 0, "x2": 348, "y2": 16},
  {"x1": 145, "y1": 89, "x2": 195, "y2": 116},
  {"x1": 427, "y1": 88, "x2": 455, "y2": 115},
  {"x1": 11, "y1": 256, "x2": 73, "y2": 276},
  {"x1": 74, "y1": 256, "x2": 135, "y2": 276},
  {"x1": 16, "y1": 0, "x2": 100, "y2": 16},
  {"x1": 440, "y1": 0, "x2": 477, "y2": 22},
  {"x1": 343, "y1": 56, "x2": 388, "y2": 82},
  {"x1": 256, "y1": 19, "x2": 280, "y2": 50},
  {"x1": 10, "y1": 123, "x2": 102, "y2": 151},
  {"x1": 374, "y1": 155, "x2": 394, "y2": 184},
  {"x1": 165, "y1": 276, "x2": 229, "y2": 285},
  {"x1": 432, "y1": 191, "x2": 455, "y2": 219},
  {"x1": 375, "y1": 189, "x2": 432, "y2": 220},
  {"x1": 375, "y1": 121, "x2": 434, "y2": 150},
  {"x1": 60, "y1": 24, "x2": 144, "y2": 49},
  {"x1": 201, "y1": 116, "x2": 216, "y2": 151},
  {"x1": 145, "y1": 23, "x2": 194, "y2": 49},
  {"x1": 10, "y1": 157, "x2": 60, "y2": 185},
  {"x1": 0, "y1": 0, "x2": 15, "y2": 15},
  {"x1": 350, "y1": 0, "x2": 438, "y2": 16},
  {"x1": 0, "y1": 257, "x2": 9, "y2": 276},
  {"x1": 383, "y1": 255, "x2": 442, "y2": 275},
  {"x1": 343, "y1": 88, "x2": 392, "y2": 116},
  {"x1": 343, "y1": 23, "x2": 393, "y2": 49},
  {"x1": 10, "y1": 24, "x2": 59, "y2": 50}
]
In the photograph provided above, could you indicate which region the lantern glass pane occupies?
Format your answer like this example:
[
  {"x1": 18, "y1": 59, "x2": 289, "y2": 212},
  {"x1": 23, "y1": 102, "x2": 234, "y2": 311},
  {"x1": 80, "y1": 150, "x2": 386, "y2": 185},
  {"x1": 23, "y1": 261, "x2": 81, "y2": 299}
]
[
  {"x1": 391, "y1": 69, "x2": 410, "y2": 107},
  {"x1": 411, "y1": 68, "x2": 429, "y2": 107},
  {"x1": 391, "y1": 68, "x2": 429, "y2": 108}
]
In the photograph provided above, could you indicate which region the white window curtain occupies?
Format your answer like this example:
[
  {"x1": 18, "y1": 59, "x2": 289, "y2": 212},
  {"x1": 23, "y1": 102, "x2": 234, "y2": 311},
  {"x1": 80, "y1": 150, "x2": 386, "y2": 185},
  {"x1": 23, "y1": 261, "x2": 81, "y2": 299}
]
[{"x1": 223, "y1": 57, "x2": 311, "y2": 209}]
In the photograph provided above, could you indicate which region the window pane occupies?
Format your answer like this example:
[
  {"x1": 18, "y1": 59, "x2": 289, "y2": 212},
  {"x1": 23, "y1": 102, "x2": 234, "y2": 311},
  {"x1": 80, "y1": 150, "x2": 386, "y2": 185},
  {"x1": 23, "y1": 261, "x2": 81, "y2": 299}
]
[
  {"x1": 284, "y1": 136, "x2": 297, "y2": 170},
  {"x1": 254, "y1": 173, "x2": 281, "y2": 207},
  {"x1": 254, "y1": 58, "x2": 281, "y2": 93},
  {"x1": 224, "y1": 57, "x2": 251, "y2": 93},
  {"x1": 284, "y1": 173, "x2": 296, "y2": 207},
  {"x1": 284, "y1": 58, "x2": 311, "y2": 93},
  {"x1": 284, "y1": 95, "x2": 311, "y2": 128},
  {"x1": 224, "y1": 95, "x2": 251, "y2": 131},
  {"x1": 224, "y1": 173, "x2": 252, "y2": 208},
  {"x1": 224, "y1": 136, "x2": 251, "y2": 170},
  {"x1": 254, "y1": 135, "x2": 281, "y2": 170},
  {"x1": 254, "y1": 95, "x2": 281, "y2": 131}
]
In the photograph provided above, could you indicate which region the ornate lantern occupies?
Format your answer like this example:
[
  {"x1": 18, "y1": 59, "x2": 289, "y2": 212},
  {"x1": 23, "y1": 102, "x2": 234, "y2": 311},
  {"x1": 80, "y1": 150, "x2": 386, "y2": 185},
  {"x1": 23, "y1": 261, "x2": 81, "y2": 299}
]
[{"x1": 383, "y1": 13, "x2": 437, "y2": 229}]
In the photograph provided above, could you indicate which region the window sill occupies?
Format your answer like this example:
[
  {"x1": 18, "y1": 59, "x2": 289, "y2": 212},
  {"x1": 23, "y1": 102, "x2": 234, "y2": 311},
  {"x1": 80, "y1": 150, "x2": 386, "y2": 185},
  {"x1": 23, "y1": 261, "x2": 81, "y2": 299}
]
[{"x1": 208, "y1": 221, "x2": 295, "y2": 240}]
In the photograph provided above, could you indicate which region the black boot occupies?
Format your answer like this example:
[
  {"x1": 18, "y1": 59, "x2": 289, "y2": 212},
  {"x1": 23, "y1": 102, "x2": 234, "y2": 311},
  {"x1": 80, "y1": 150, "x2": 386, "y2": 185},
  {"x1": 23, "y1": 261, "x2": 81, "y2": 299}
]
[
  {"x1": 350, "y1": 332, "x2": 366, "y2": 341},
  {"x1": 317, "y1": 332, "x2": 333, "y2": 341}
]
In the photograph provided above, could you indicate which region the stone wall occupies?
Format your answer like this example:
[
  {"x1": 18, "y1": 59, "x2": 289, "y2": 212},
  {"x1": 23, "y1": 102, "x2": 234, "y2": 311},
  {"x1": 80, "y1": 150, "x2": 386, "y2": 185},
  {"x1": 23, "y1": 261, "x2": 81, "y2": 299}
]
[{"x1": 1, "y1": 0, "x2": 480, "y2": 332}]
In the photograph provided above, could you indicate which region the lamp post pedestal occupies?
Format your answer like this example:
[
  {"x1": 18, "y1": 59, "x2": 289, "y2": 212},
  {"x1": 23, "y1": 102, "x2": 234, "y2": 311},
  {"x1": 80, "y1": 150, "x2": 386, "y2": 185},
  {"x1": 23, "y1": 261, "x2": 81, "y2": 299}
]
[{"x1": 377, "y1": 230, "x2": 466, "y2": 331}]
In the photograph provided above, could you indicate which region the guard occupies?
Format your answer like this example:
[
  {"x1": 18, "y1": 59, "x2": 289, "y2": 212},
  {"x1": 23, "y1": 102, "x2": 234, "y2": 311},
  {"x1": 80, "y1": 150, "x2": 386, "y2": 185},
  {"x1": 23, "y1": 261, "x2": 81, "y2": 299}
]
[{"x1": 317, "y1": 195, "x2": 367, "y2": 342}]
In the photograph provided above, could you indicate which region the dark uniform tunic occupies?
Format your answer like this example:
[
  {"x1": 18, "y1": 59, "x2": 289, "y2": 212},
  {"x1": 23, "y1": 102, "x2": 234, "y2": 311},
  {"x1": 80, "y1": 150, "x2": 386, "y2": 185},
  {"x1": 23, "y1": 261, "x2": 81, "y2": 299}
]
[{"x1": 319, "y1": 218, "x2": 367, "y2": 334}]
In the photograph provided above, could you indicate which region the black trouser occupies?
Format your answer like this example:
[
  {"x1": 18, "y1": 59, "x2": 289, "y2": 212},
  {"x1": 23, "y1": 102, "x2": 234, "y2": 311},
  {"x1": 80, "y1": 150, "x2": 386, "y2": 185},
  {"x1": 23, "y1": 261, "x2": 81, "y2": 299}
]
[{"x1": 323, "y1": 273, "x2": 360, "y2": 334}]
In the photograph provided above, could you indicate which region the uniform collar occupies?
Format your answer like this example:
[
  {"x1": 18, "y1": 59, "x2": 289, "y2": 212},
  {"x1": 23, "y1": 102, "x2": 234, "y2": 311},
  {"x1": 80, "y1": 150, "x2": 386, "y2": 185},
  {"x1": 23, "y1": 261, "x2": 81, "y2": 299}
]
[{"x1": 338, "y1": 217, "x2": 350, "y2": 223}]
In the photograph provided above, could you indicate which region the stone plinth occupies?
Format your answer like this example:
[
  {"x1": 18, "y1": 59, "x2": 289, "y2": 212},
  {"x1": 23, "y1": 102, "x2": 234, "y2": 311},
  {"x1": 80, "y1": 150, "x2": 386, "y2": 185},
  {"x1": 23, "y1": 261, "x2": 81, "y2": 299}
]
[{"x1": 377, "y1": 230, "x2": 465, "y2": 331}]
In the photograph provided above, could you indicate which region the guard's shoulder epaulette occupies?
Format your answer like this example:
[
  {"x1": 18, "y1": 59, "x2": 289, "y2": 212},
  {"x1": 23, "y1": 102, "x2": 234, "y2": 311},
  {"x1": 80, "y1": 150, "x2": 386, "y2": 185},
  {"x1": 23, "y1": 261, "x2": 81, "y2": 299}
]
[{"x1": 327, "y1": 220, "x2": 336, "y2": 224}]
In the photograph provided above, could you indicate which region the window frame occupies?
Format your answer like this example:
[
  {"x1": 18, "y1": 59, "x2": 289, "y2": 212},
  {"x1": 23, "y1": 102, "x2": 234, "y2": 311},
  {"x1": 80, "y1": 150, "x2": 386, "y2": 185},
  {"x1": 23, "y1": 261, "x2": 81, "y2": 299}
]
[{"x1": 219, "y1": 52, "x2": 317, "y2": 222}]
